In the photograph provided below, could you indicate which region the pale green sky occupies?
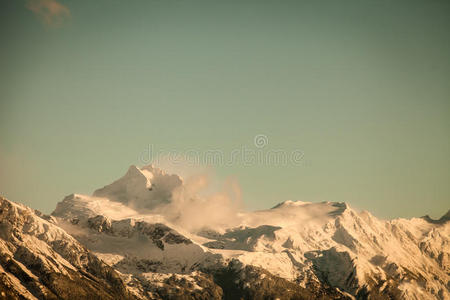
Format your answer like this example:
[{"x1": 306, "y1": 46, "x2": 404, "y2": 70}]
[{"x1": 1, "y1": 0, "x2": 449, "y2": 219}]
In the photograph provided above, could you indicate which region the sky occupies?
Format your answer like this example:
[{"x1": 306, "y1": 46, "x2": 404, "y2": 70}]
[{"x1": 0, "y1": 0, "x2": 449, "y2": 219}]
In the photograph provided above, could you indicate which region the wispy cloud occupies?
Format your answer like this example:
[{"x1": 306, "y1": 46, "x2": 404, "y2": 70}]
[{"x1": 26, "y1": 0, "x2": 70, "y2": 27}]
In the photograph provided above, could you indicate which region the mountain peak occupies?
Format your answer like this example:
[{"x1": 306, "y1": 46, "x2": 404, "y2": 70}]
[
  {"x1": 270, "y1": 200, "x2": 350, "y2": 218},
  {"x1": 2, "y1": 164, "x2": 450, "y2": 299},
  {"x1": 271, "y1": 200, "x2": 311, "y2": 209},
  {"x1": 92, "y1": 165, "x2": 183, "y2": 210},
  {"x1": 0, "y1": 196, "x2": 134, "y2": 300}
]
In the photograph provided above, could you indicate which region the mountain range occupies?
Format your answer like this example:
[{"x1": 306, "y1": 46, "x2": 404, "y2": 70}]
[{"x1": 0, "y1": 165, "x2": 448, "y2": 299}]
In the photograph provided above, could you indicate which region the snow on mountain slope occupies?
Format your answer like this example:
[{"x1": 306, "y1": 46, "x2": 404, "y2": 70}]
[
  {"x1": 0, "y1": 196, "x2": 135, "y2": 300},
  {"x1": 206, "y1": 200, "x2": 450, "y2": 299},
  {"x1": 93, "y1": 165, "x2": 183, "y2": 210},
  {"x1": 51, "y1": 192, "x2": 227, "y2": 298},
  {"x1": 2, "y1": 164, "x2": 448, "y2": 299}
]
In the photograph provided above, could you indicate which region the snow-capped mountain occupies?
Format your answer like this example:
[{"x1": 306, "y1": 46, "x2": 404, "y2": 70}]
[
  {"x1": 1, "y1": 164, "x2": 449, "y2": 299},
  {"x1": 0, "y1": 196, "x2": 135, "y2": 300}
]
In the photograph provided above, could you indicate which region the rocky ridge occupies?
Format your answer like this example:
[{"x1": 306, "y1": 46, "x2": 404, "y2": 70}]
[{"x1": 1, "y1": 165, "x2": 449, "y2": 299}]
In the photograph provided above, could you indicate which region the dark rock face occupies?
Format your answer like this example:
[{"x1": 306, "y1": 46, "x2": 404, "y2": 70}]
[
  {"x1": 138, "y1": 272, "x2": 223, "y2": 300},
  {"x1": 308, "y1": 248, "x2": 359, "y2": 292},
  {"x1": 135, "y1": 222, "x2": 192, "y2": 249},
  {"x1": 87, "y1": 215, "x2": 112, "y2": 233},
  {"x1": 84, "y1": 216, "x2": 192, "y2": 250},
  {"x1": 114, "y1": 256, "x2": 164, "y2": 273},
  {"x1": 2, "y1": 194, "x2": 449, "y2": 300},
  {"x1": 208, "y1": 260, "x2": 351, "y2": 300},
  {"x1": 163, "y1": 232, "x2": 192, "y2": 245},
  {"x1": 201, "y1": 225, "x2": 282, "y2": 251}
]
